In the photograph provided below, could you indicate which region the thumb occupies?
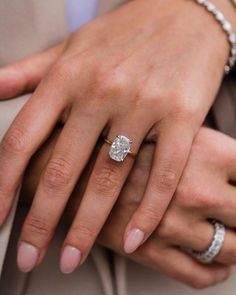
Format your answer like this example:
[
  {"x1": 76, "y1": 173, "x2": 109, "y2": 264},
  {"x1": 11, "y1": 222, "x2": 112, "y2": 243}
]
[{"x1": 0, "y1": 41, "x2": 66, "y2": 100}]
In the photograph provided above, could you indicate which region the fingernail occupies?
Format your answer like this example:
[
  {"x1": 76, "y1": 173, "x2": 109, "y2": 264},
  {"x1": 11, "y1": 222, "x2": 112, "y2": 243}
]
[
  {"x1": 124, "y1": 228, "x2": 145, "y2": 254},
  {"x1": 17, "y1": 242, "x2": 39, "y2": 272},
  {"x1": 60, "y1": 246, "x2": 81, "y2": 274}
]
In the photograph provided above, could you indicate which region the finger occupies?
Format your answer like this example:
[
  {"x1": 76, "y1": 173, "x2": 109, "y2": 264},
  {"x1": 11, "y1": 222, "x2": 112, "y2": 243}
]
[
  {"x1": 134, "y1": 241, "x2": 231, "y2": 289},
  {"x1": 124, "y1": 122, "x2": 193, "y2": 253},
  {"x1": 169, "y1": 221, "x2": 236, "y2": 266},
  {"x1": 17, "y1": 105, "x2": 108, "y2": 273},
  {"x1": 0, "y1": 42, "x2": 66, "y2": 100},
  {"x1": 59, "y1": 116, "x2": 151, "y2": 274},
  {"x1": 164, "y1": 248, "x2": 230, "y2": 289},
  {"x1": 204, "y1": 184, "x2": 236, "y2": 228},
  {"x1": 0, "y1": 70, "x2": 69, "y2": 225}
]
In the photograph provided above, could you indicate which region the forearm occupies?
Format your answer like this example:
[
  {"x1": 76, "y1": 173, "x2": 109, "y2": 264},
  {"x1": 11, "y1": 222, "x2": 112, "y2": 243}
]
[{"x1": 208, "y1": 0, "x2": 236, "y2": 72}]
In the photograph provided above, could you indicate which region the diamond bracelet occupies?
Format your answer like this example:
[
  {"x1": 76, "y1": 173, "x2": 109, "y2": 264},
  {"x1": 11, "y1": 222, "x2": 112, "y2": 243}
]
[{"x1": 195, "y1": 0, "x2": 236, "y2": 74}]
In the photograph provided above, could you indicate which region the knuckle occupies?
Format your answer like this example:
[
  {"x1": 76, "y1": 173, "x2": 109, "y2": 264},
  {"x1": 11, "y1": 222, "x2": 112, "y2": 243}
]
[
  {"x1": 156, "y1": 168, "x2": 178, "y2": 193},
  {"x1": 140, "y1": 243, "x2": 159, "y2": 261},
  {"x1": 139, "y1": 206, "x2": 162, "y2": 226},
  {"x1": 176, "y1": 183, "x2": 216, "y2": 209},
  {"x1": 43, "y1": 157, "x2": 72, "y2": 190},
  {"x1": 158, "y1": 217, "x2": 179, "y2": 239},
  {"x1": 93, "y1": 69, "x2": 127, "y2": 98},
  {"x1": 92, "y1": 165, "x2": 120, "y2": 197},
  {"x1": 171, "y1": 93, "x2": 201, "y2": 123},
  {"x1": 70, "y1": 222, "x2": 94, "y2": 243},
  {"x1": 191, "y1": 192, "x2": 214, "y2": 209},
  {"x1": 24, "y1": 215, "x2": 51, "y2": 237},
  {"x1": 133, "y1": 89, "x2": 159, "y2": 112},
  {"x1": 2, "y1": 127, "x2": 27, "y2": 153},
  {"x1": 175, "y1": 183, "x2": 193, "y2": 207},
  {"x1": 50, "y1": 60, "x2": 77, "y2": 83}
]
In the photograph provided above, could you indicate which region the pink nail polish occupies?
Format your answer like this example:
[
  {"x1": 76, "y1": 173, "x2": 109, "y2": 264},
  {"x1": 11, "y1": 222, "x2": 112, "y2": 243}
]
[
  {"x1": 60, "y1": 246, "x2": 81, "y2": 274},
  {"x1": 17, "y1": 242, "x2": 39, "y2": 272},
  {"x1": 124, "y1": 228, "x2": 145, "y2": 254}
]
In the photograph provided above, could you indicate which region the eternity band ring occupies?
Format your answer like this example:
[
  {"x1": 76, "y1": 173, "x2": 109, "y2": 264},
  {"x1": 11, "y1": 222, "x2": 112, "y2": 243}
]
[
  {"x1": 104, "y1": 135, "x2": 137, "y2": 162},
  {"x1": 190, "y1": 220, "x2": 226, "y2": 264}
]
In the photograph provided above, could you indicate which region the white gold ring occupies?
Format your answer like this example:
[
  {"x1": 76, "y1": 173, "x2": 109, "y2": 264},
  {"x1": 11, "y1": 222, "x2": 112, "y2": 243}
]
[
  {"x1": 104, "y1": 135, "x2": 136, "y2": 162},
  {"x1": 190, "y1": 220, "x2": 226, "y2": 264}
]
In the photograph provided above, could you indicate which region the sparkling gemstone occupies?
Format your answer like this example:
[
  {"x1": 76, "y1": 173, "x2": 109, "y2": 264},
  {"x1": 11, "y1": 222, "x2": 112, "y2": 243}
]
[
  {"x1": 224, "y1": 65, "x2": 230, "y2": 74},
  {"x1": 215, "y1": 12, "x2": 224, "y2": 21},
  {"x1": 229, "y1": 33, "x2": 236, "y2": 44},
  {"x1": 223, "y1": 21, "x2": 232, "y2": 33},
  {"x1": 206, "y1": 3, "x2": 215, "y2": 12},
  {"x1": 197, "y1": 0, "x2": 205, "y2": 4},
  {"x1": 109, "y1": 135, "x2": 132, "y2": 162},
  {"x1": 231, "y1": 47, "x2": 236, "y2": 56},
  {"x1": 229, "y1": 56, "x2": 236, "y2": 67}
]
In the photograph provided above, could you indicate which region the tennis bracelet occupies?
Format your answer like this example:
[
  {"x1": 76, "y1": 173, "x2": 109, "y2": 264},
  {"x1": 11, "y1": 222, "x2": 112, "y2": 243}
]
[{"x1": 195, "y1": 0, "x2": 236, "y2": 74}]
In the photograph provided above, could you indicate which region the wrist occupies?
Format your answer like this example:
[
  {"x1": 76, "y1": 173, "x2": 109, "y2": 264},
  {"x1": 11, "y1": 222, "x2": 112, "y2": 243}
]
[
  {"x1": 207, "y1": 0, "x2": 236, "y2": 73},
  {"x1": 212, "y1": 0, "x2": 236, "y2": 30},
  {"x1": 188, "y1": 0, "x2": 236, "y2": 75}
]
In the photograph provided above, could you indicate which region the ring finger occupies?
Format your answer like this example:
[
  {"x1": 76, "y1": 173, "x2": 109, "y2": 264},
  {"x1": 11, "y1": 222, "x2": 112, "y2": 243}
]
[
  {"x1": 170, "y1": 221, "x2": 236, "y2": 265},
  {"x1": 60, "y1": 114, "x2": 152, "y2": 273}
]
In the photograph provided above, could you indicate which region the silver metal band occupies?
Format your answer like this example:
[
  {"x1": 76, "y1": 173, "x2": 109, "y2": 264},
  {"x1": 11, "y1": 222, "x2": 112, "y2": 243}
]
[
  {"x1": 195, "y1": 0, "x2": 236, "y2": 74},
  {"x1": 190, "y1": 220, "x2": 226, "y2": 264}
]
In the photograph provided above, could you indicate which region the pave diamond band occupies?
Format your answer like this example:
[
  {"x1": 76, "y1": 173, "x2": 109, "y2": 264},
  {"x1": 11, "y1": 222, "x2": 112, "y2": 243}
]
[
  {"x1": 190, "y1": 220, "x2": 226, "y2": 264},
  {"x1": 105, "y1": 135, "x2": 136, "y2": 162}
]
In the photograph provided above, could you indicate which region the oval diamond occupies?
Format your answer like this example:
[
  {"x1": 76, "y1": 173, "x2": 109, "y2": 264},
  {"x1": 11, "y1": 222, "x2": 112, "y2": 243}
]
[{"x1": 109, "y1": 135, "x2": 132, "y2": 162}]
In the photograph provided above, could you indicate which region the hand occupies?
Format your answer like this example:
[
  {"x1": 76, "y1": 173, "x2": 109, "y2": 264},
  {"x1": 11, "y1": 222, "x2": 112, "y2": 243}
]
[
  {"x1": 21, "y1": 126, "x2": 235, "y2": 288},
  {"x1": 99, "y1": 127, "x2": 236, "y2": 289},
  {"x1": 0, "y1": 0, "x2": 232, "y2": 274}
]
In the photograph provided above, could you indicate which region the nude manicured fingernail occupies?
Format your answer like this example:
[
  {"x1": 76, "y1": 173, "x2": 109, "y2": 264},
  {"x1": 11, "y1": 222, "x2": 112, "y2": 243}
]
[
  {"x1": 60, "y1": 246, "x2": 81, "y2": 274},
  {"x1": 17, "y1": 242, "x2": 39, "y2": 272},
  {"x1": 124, "y1": 228, "x2": 145, "y2": 254}
]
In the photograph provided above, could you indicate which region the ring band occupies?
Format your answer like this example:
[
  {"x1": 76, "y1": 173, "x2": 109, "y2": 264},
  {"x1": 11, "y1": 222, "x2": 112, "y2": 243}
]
[
  {"x1": 104, "y1": 135, "x2": 136, "y2": 162},
  {"x1": 190, "y1": 220, "x2": 226, "y2": 264}
]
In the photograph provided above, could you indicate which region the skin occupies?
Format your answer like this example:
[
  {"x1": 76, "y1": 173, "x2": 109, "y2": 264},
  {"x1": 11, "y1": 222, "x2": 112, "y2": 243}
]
[
  {"x1": 0, "y1": 0, "x2": 236, "y2": 273},
  {"x1": 21, "y1": 126, "x2": 236, "y2": 288}
]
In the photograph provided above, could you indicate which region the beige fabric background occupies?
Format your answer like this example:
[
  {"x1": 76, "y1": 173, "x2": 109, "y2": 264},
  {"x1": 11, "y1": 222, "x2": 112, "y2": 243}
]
[{"x1": 0, "y1": 0, "x2": 236, "y2": 294}]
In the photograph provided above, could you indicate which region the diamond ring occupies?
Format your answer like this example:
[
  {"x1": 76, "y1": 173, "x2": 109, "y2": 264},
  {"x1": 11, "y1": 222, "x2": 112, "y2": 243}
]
[
  {"x1": 190, "y1": 220, "x2": 226, "y2": 264},
  {"x1": 104, "y1": 135, "x2": 136, "y2": 162}
]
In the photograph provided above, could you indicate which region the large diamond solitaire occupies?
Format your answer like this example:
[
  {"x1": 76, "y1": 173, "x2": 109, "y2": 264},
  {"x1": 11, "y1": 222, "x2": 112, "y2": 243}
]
[{"x1": 109, "y1": 135, "x2": 132, "y2": 162}]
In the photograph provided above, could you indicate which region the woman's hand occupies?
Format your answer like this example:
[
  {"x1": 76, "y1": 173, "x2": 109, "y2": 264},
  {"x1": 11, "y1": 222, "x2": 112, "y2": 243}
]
[
  {"x1": 99, "y1": 127, "x2": 236, "y2": 288},
  {"x1": 21, "y1": 127, "x2": 235, "y2": 288},
  {"x1": 0, "y1": 0, "x2": 233, "y2": 273}
]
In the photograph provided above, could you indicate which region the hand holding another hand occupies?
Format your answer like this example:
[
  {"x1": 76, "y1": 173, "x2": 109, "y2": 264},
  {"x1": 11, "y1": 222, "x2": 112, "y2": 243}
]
[
  {"x1": 0, "y1": 0, "x2": 233, "y2": 274},
  {"x1": 22, "y1": 127, "x2": 236, "y2": 288}
]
